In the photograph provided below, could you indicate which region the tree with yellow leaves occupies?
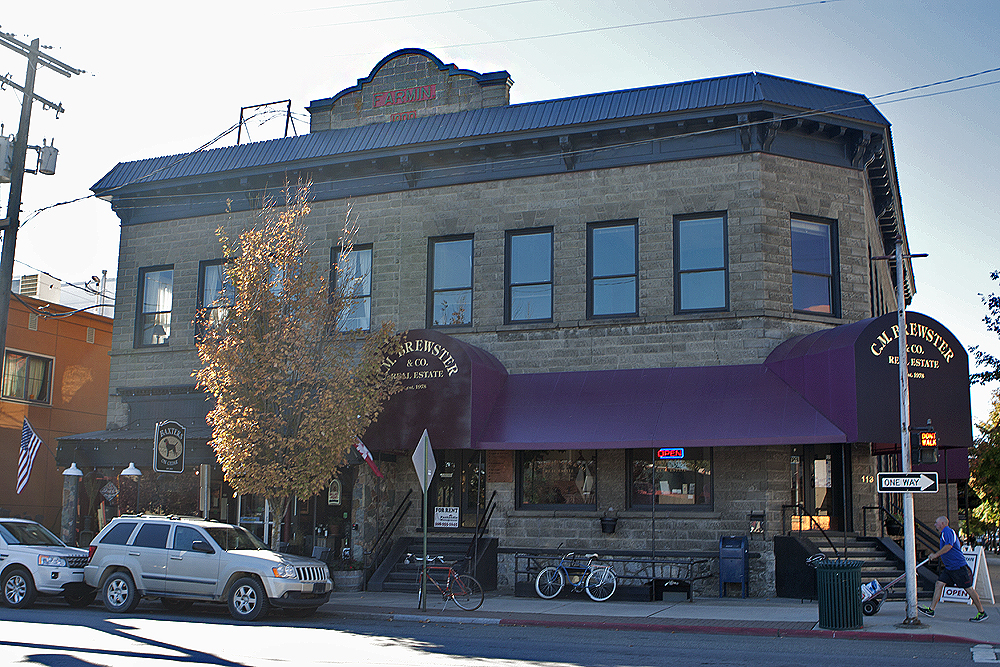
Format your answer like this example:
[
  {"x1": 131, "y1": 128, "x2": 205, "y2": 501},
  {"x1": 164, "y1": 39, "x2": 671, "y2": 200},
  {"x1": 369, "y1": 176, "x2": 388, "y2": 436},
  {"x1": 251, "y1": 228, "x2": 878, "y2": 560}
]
[{"x1": 194, "y1": 184, "x2": 400, "y2": 549}]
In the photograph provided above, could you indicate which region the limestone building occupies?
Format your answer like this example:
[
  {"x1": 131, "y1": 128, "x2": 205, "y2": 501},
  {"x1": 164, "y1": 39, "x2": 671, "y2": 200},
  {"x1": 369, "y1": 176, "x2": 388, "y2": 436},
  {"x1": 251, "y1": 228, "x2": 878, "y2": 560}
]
[{"x1": 65, "y1": 49, "x2": 972, "y2": 596}]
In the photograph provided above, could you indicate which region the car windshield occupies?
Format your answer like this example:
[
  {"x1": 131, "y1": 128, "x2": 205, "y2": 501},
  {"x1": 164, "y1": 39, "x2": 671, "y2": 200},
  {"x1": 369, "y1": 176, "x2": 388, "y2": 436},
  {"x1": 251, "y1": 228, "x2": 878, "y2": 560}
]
[
  {"x1": 0, "y1": 521, "x2": 65, "y2": 547},
  {"x1": 204, "y1": 525, "x2": 269, "y2": 551}
]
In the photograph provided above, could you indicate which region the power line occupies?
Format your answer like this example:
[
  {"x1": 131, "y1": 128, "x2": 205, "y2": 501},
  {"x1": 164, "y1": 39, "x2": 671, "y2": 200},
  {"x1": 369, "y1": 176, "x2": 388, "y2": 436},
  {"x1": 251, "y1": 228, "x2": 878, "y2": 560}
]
[
  {"x1": 15, "y1": 66, "x2": 1000, "y2": 220},
  {"x1": 328, "y1": 0, "x2": 847, "y2": 55},
  {"x1": 309, "y1": 0, "x2": 545, "y2": 28}
]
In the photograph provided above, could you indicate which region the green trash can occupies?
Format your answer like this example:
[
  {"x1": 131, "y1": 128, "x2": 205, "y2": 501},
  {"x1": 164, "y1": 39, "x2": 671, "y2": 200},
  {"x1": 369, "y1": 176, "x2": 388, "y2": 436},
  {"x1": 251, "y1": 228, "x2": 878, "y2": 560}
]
[{"x1": 815, "y1": 559, "x2": 863, "y2": 630}]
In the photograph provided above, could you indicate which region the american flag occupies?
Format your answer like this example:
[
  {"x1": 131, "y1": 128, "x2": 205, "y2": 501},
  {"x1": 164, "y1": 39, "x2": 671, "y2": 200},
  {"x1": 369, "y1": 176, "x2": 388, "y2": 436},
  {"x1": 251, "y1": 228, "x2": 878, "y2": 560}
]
[{"x1": 16, "y1": 419, "x2": 43, "y2": 495}]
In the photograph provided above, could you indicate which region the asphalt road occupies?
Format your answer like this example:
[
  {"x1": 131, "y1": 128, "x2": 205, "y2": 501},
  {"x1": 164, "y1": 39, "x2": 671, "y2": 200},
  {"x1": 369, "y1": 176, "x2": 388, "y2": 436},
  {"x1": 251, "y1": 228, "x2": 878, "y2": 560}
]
[{"x1": 0, "y1": 600, "x2": 980, "y2": 666}]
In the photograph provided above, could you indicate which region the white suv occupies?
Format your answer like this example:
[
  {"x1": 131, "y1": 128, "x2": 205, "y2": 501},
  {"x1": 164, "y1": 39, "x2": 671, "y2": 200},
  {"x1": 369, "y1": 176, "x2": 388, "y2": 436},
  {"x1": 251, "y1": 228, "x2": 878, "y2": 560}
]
[
  {"x1": 0, "y1": 518, "x2": 95, "y2": 608},
  {"x1": 85, "y1": 515, "x2": 332, "y2": 621}
]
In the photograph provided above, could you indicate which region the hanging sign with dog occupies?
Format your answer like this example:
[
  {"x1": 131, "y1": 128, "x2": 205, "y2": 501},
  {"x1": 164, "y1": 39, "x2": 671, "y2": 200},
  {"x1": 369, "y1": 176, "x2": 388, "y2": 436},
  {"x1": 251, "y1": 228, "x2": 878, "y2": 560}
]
[{"x1": 154, "y1": 420, "x2": 185, "y2": 473}]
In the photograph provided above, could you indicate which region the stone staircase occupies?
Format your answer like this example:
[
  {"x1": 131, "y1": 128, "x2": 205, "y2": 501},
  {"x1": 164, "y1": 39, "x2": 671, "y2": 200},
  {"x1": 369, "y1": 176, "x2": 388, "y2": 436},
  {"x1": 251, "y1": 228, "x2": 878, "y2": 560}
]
[
  {"x1": 377, "y1": 536, "x2": 478, "y2": 594},
  {"x1": 803, "y1": 531, "x2": 936, "y2": 597}
]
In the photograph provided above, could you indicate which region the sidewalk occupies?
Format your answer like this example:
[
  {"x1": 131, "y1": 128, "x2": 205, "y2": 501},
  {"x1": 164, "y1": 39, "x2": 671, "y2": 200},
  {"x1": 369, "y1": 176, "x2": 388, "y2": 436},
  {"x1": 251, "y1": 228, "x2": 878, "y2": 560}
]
[{"x1": 318, "y1": 554, "x2": 1000, "y2": 648}]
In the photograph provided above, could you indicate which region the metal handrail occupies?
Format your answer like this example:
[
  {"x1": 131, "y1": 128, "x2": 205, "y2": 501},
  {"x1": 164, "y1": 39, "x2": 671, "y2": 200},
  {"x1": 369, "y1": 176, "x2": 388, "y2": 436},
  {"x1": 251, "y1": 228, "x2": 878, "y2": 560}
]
[
  {"x1": 780, "y1": 503, "x2": 841, "y2": 559},
  {"x1": 365, "y1": 490, "x2": 413, "y2": 579},
  {"x1": 861, "y1": 504, "x2": 939, "y2": 557}
]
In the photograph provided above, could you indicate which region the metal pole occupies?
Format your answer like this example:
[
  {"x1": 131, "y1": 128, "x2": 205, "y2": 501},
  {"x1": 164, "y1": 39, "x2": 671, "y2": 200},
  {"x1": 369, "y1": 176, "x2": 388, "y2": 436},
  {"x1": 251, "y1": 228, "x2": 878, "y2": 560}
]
[
  {"x1": 0, "y1": 38, "x2": 40, "y2": 357},
  {"x1": 421, "y1": 442, "x2": 428, "y2": 611},
  {"x1": 896, "y1": 237, "x2": 919, "y2": 625}
]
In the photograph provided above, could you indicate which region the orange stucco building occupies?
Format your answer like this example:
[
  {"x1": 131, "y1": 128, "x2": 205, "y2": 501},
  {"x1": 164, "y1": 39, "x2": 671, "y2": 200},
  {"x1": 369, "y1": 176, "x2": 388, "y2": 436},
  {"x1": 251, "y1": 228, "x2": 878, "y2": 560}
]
[{"x1": 0, "y1": 294, "x2": 111, "y2": 533}]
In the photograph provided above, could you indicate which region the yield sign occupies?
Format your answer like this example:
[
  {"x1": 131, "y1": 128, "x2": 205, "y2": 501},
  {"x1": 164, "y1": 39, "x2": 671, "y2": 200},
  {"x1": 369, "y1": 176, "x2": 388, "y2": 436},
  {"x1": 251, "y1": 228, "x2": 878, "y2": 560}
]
[
  {"x1": 411, "y1": 429, "x2": 436, "y2": 493},
  {"x1": 877, "y1": 472, "x2": 939, "y2": 493}
]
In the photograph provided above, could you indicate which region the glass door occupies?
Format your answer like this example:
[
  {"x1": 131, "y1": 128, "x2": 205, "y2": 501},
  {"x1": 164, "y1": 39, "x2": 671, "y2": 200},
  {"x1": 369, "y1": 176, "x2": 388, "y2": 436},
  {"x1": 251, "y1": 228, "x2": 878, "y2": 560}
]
[
  {"x1": 427, "y1": 450, "x2": 486, "y2": 530},
  {"x1": 791, "y1": 444, "x2": 851, "y2": 532}
]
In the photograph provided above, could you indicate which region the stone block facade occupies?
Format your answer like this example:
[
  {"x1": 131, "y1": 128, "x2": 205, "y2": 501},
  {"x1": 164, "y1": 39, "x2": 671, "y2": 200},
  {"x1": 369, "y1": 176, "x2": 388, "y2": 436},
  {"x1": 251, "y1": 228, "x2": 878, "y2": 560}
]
[{"x1": 89, "y1": 53, "x2": 955, "y2": 598}]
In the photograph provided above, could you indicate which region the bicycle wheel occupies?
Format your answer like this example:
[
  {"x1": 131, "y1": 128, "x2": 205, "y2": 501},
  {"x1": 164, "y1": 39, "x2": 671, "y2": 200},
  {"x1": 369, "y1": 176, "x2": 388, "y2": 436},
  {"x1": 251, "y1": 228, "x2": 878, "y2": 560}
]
[
  {"x1": 585, "y1": 566, "x2": 617, "y2": 601},
  {"x1": 416, "y1": 572, "x2": 426, "y2": 608},
  {"x1": 534, "y1": 566, "x2": 564, "y2": 599},
  {"x1": 451, "y1": 574, "x2": 484, "y2": 611}
]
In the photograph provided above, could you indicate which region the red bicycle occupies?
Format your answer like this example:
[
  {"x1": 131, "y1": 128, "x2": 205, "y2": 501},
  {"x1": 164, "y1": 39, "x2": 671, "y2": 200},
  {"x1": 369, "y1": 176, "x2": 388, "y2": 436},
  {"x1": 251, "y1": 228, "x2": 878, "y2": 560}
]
[{"x1": 412, "y1": 555, "x2": 484, "y2": 611}]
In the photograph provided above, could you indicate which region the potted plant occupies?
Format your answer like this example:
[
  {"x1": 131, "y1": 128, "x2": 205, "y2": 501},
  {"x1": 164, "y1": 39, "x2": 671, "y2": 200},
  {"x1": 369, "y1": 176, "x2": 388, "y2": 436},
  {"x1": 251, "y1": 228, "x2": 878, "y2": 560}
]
[
  {"x1": 330, "y1": 559, "x2": 366, "y2": 591},
  {"x1": 600, "y1": 507, "x2": 619, "y2": 534}
]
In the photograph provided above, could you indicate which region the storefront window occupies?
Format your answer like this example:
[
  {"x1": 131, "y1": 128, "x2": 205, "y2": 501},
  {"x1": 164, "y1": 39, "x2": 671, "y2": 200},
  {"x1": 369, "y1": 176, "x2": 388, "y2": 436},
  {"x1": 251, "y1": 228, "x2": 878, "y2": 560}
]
[
  {"x1": 518, "y1": 450, "x2": 596, "y2": 507},
  {"x1": 629, "y1": 447, "x2": 712, "y2": 509}
]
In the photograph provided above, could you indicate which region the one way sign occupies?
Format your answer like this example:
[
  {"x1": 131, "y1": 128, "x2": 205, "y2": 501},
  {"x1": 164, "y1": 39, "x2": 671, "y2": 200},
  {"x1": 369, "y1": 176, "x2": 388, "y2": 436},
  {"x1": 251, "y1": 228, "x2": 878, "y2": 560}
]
[{"x1": 877, "y1": 472, "x2": 939, "y2": 493}]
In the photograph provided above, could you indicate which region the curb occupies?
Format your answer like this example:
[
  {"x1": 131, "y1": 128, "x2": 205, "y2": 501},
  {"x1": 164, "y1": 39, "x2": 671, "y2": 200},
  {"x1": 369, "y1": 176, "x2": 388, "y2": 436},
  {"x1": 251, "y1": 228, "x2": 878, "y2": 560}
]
[{"x1": 323, "y1": 607, "x2": 981, "y2": 645}]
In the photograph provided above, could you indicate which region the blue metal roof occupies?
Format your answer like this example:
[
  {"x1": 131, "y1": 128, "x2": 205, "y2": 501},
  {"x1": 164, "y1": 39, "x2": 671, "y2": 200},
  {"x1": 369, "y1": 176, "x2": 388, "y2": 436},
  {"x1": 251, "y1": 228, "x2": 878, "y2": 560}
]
[{"x1": 92, "y1": 72, "x2": 888, "y2": 194}]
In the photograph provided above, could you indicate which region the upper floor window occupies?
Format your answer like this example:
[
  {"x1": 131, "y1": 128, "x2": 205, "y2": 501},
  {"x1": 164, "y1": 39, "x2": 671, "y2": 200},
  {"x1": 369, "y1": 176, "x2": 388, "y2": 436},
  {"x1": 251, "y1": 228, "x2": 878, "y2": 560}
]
[
  {"x1": 506, "y1": 229, "x2": 552, "y2": 323},
  {"x1": 588, "y1": 221, "x2": 637, "y2": 318},
  {"x1": 333, "y1": 246, "x2": 372, "y2": 331},
  {"x1": 675, "y1": 214, "x2": 728, "y2": 312},
  {"x1": 197, "y1": 260, "x2": 234, "y2": 330},
  {"x1": 791, "y1": 217, "x2": 838, "y2": 315},
  {"x1": 136, "y1": 266, "x2": 173, "y2": 347},
  {"x1": 428, "y1": 236, "x2": 472, "y2": 327},
  {"x1": 2, "y1": 350, "x2": 52, "y2": 404}
]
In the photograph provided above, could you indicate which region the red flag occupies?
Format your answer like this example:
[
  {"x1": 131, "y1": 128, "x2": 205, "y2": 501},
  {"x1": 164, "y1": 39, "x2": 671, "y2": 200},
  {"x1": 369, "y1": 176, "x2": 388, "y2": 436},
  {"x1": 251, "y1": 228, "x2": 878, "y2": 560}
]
[{"x1": 354, "y1": 438, "x2": 383, "y2": 478}]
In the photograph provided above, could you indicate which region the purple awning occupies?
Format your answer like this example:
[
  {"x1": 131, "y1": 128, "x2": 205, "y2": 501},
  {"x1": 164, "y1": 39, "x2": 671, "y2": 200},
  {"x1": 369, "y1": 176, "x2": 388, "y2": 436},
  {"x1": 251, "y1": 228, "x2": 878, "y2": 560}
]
[{"x1": 475, "y1": 365, "x2": 846, "y2": 450}]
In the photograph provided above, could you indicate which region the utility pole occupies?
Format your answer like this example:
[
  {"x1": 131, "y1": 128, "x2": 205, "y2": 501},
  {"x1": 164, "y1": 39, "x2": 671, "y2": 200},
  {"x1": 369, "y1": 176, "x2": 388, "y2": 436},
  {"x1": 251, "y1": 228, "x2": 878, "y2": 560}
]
[
  {"x1": 0, "y1": 32, "x2": 82, "y2": 356},
  {"x1": 874, "y1": 236, "x2": 928, "y2": 625}
]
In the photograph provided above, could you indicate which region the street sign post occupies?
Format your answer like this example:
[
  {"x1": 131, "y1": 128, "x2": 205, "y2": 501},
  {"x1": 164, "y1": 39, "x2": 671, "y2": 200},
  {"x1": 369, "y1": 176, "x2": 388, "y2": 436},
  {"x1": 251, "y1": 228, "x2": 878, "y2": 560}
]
[
  {"x1": 877, "y1": 472, "x2": 939, "y2": 494},
  {"x1": 411, "y1": 429, "x2": 436, "y2": 610}
]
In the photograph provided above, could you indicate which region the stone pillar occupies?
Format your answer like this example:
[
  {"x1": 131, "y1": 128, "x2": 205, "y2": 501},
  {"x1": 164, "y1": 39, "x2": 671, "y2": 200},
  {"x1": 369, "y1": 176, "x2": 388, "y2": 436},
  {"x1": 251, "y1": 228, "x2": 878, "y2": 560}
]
[{"x1": 60, "y1": 465, "x2": 82, "y2": 546}]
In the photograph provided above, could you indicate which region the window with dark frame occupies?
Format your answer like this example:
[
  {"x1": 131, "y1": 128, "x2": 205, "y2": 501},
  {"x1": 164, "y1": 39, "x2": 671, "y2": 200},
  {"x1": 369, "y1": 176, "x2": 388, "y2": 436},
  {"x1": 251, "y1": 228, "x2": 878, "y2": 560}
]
[
  {"x1": 333, "y1": 245, "x2": 372, "y2": 331},
  {"x1": 506, "y1": 229, "x2": 552, "y2": 323},
  {"x1": 197, "y1": 260, "x2": 234, "y2": 331},
  {"x1": 675, "y1": 214, "x2": 728, "y2": 312},
  {"x1": 588, "y1": 220, "x2": 637, "y2": 318},
  {"x1": 2, "y1": 350, "x2": 52, "y2": 404},
  {"x1": 428, "y1": 236, "x2": 473, "y2": 327},
  {"x1": 629, "y1": 447, "x2": 713, "y2": 509},
  {"x1": 136, "y1": 266, "x2": 173, "y2": 347},
  {"x1": 517, "y1": 450, "x2": 597, "y2": 508},
  {"x1": 791, "y1": 216, "x2": 838, "y2": 315}
]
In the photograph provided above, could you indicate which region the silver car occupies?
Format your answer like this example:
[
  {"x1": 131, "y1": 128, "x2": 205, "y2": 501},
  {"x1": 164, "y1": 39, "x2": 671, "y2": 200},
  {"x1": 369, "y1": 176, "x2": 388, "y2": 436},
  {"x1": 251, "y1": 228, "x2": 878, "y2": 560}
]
[
  {"x1": 84, "y1": 515, "x2": 332, "y2": 621},
  {"x1": 0, "y1": 518, "x2": 94, "y2": 608}
]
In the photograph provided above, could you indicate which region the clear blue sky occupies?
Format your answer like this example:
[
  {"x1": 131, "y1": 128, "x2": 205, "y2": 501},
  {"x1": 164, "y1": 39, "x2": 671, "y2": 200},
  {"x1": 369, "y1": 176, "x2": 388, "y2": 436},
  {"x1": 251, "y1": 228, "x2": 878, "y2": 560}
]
[{"x1": 3, "y1": 0, "x2": 998, "y2": 423}]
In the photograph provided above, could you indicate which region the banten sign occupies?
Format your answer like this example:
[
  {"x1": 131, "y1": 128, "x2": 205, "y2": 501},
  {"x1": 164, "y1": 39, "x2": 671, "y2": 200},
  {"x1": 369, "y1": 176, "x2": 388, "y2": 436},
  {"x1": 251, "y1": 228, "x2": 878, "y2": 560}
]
[
  {"x1": 154, "y1": 420, "x2": 185, "y2": 474},
  {"x1": 877, "y1": 471, "x2": 938, "y2": 493}
]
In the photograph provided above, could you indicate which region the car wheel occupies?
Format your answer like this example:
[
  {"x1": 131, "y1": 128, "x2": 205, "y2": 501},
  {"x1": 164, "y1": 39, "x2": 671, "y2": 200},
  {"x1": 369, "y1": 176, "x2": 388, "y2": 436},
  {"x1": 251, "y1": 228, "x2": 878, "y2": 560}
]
[
  {"x1": 2, "y1": 567, "x2": 37, "y2": 608},
  {"x1": 64, "y1": 588, "x2": 97, "y2": 608},
  {"x1": 161, "y1": 598, "x2": 194, "y2": 612},
  {"x1": 103, "y1": 571, "x2": 140, "y2": 613},
  {"x1": 228, "y1": 576, "x2": 269, "y2": 621}
]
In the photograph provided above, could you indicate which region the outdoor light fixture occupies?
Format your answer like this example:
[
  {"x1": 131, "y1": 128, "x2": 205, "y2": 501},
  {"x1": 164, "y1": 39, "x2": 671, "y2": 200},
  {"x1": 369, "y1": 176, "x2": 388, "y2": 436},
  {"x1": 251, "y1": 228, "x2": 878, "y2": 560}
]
[
  {"x1": 120, "y1": 462, "x2": 142, "y2": 477},
  {"x1": 62, "y1": 462, "x2": 83, "y2": 477}
]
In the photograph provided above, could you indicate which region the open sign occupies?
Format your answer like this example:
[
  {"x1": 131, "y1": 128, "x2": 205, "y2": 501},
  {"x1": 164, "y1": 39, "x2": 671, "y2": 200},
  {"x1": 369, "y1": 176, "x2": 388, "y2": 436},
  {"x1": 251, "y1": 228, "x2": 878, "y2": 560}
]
[{"x1": 657, "y1": 448, "x2": 684, "y2": 459}]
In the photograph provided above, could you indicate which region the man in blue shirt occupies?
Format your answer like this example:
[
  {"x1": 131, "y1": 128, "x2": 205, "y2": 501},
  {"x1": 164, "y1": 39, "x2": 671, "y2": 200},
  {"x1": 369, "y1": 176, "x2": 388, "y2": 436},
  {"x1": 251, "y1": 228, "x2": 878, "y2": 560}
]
[{"x1": 918, "y1": 516, "x2": 988, "y2": 622}]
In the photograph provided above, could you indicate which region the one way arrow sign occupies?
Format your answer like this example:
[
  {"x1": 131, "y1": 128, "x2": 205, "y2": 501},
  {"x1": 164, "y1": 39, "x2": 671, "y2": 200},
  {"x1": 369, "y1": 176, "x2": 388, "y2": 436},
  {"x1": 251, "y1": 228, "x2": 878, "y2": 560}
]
[{"x1": 877, "y1": 472, "x2": 939, "y2": 493}]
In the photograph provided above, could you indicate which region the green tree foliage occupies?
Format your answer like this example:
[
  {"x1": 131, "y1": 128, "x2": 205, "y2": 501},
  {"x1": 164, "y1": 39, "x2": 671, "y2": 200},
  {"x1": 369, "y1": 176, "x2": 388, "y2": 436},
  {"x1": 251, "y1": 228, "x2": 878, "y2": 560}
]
[
  {"x1": 971, "y1": 395, "x2": 1000, "y2": 531},
  {"x1": 194, "y1": 184, "x2": 400, "y2": 548},
  {"x1": 970, "y1": 270, "x2": 1000, "y2": 385},
  {"x1": 970, "y1": 271, "x2": 1000, "y2": 539}
]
